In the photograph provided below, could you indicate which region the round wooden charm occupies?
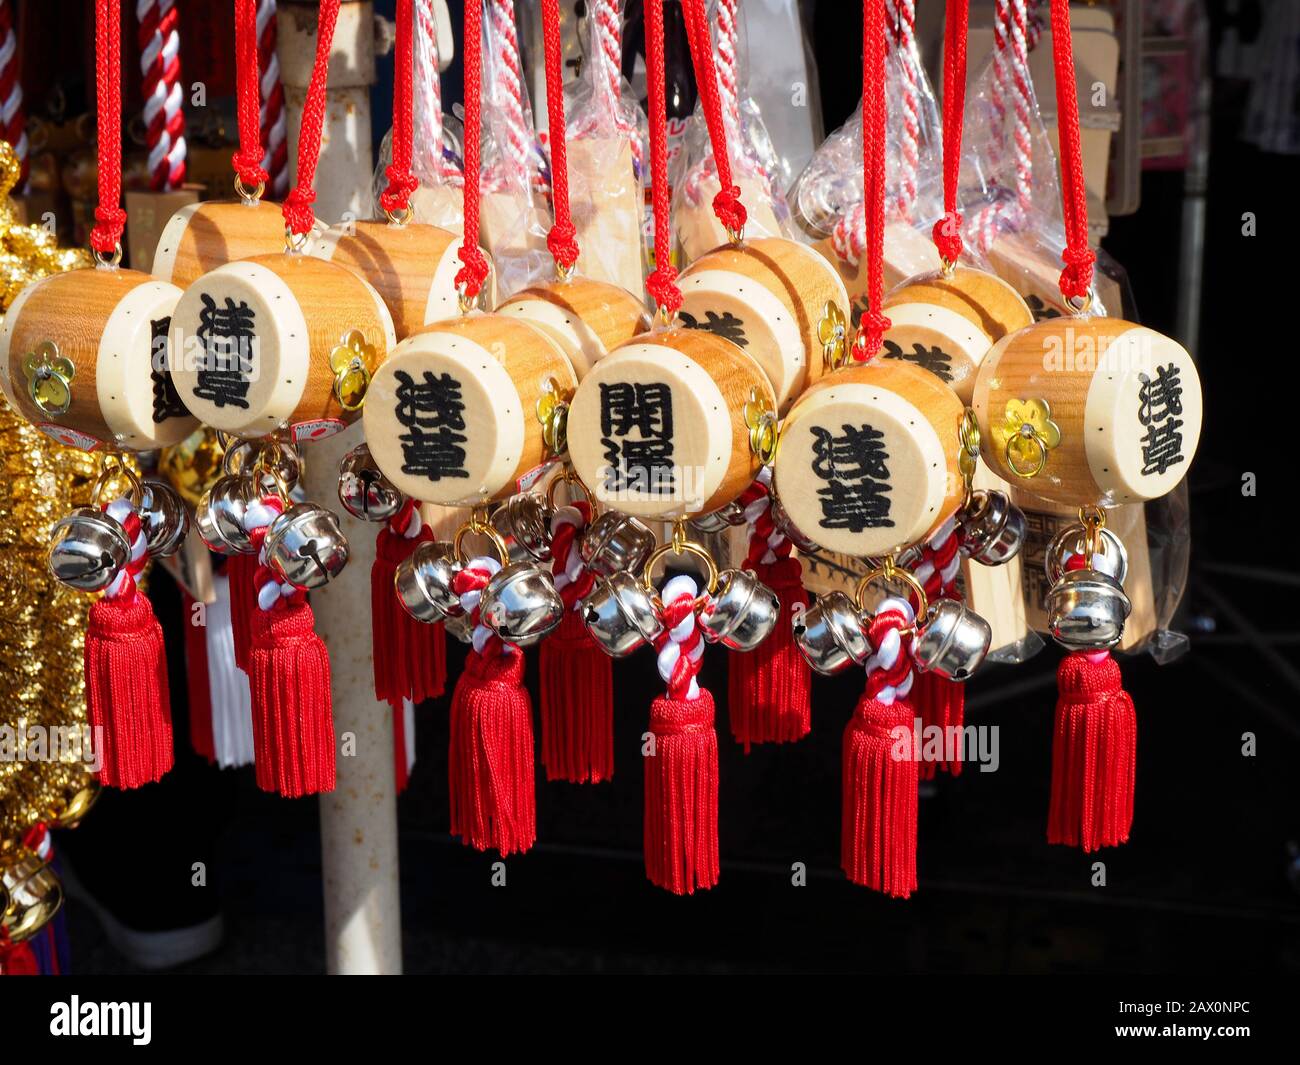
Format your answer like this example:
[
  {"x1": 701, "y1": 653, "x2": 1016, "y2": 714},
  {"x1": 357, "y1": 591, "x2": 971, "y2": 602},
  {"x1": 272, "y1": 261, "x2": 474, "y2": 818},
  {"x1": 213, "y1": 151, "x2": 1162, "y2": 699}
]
[
  {"x1": 773, "y1": 360, "x2": 966, "y2": 558},
  {"x1": 495, "y1": 276, "x2": 651, "y2": 379},
  {"x1": 881, "y1": 266, "x2": 1033, "y2": 404},
  {"x1": 362, "y1": 312, "x2": 577, "y2": 506},
  {"x1": 0, "y1": 267, "x2": 196, "y2": 452},
  {"x1": 312, "y1": 220, "x2": 470, "y2": 340},
  {"x1": 677, "y1": 236, "x2": 851, "y2": 414},
  {"x1": 971, "y1": 317, "x2": 1203, "y2": 507},
  {"x1": 151, "y1": 199, "x2": 296, "y2": 289},
  {"x1": 566, "y1": 326, "x2": 776, "y2": 520},
  {"x1": 169, "y1": 253, "x2": 396, "y2": 441}
]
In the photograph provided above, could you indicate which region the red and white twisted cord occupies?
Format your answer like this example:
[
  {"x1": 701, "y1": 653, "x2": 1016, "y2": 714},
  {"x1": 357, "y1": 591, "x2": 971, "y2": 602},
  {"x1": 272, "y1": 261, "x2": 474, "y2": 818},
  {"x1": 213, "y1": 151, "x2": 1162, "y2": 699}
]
[
  {"x1": 0, "y1": 0, "x2": 25, "y2": 181},
  {"x1": 453, "y1": 556, "x2": 506, "y2": 657},
  {"x1": 831, "y1": 200, "x2": 867, "y2": 268},
  {"x1": 715, "y1": 0, "x2": 740, "y2": 138},
  {"x1": 414, "y1": 0, "x2": 457, "y2": 183},
  {"x1": 654, "y1": 575, "x2": 708, "y2": 702},
  {"x1": 22, "y1": 822, "x2": 51, "y2": 860},
  {"x1": 550, "y1": 500, "x2": 595, "y2": 610},
  {"x1": 103, "y1": 498, "x2": 150, "y2": 601},
  {"x1": 575, "y1": 0, "x2": 642, "y2": 172},
  {"x1": 137, "y1": 0, "x2": 187, "y2": 191},
  {"x1": 887, "y1": 0, "x2": 919, "y2": 222},
  {"x1": 738, "y1": 467, "x2": 789, "y2": 568},
  {"x1": 862, "y1": 598, "x2": 916, "y2": 705},
  {"x1": 912, "y1": 515, "x2": 962, "y2": 603},
  {"x1": 243, "y1": 496, "x2": 303, "y2": 612},
  {"x1": 487, "y1": 0, "x2": 532, "y2": 185},
  {"x1": 388, "y1": 497, "x2": 425, "y2": 541},
  {"x1": 256, "y1": 0, "x2": 288, "y2": 198}
]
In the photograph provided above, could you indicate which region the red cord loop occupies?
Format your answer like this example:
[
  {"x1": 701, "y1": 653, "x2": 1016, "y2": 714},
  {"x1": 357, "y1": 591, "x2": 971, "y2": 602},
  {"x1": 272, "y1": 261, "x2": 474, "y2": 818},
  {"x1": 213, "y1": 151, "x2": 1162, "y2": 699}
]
[
  {"x1": 282, "y1": 0, "x2": 341, "y2": 238},
  {"x1": 232, "y1": 0, "x2": 269, "y2": 190},
  {"x1": 380, "y1": 0, "x2": 419, "y2": 215},
  {"x1": 644, "y1": 0, "x2": 681, "y2": 314},
  {"x1": 931, "y1": 209, "x2": 964, "y2": 266},
  {"x1": 540, "y1": 0, "x2": 579, "y2": 273},
  {"x1": 935, "y1": 0, "x2": 969, "y2": 265},
  {"x1": 853, "y1": 0, "x2": 891, "y2": 361},
  {"x1": 1049, "y1": 0, "x2": 1095, "y2": 300},
  {"x1": 90, "y1": 0, "x2": 125, "y2": 256},
  {"x1": 455, "y1": 0, "x2": 490, "y2": 300}
]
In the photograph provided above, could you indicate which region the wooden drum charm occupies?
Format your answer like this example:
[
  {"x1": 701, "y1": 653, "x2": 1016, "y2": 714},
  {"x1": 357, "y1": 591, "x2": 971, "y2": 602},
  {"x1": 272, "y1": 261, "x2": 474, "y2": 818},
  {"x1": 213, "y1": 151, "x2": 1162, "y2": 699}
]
[
  {"x1": 151, "y1": 198, "x2": 298, "y2": 289},
  {"x1": 773, "y1": 360, "x2": 966, "y2": 558},
  {"x1": 971, "y1": 317, "x2": 1203, "y2": 507},
  {"x1": 496, "y1": 276, "x2": 651, "y2": 379},
  {"x1": 362, "y1": 312, "x2": 577, "y2": 506},
  {"x1": 313, "y1": 221, "x2": 480, "y2": 340},
  {"x1": 169, "y1": 253, "x2": 396, "y2": 441},
  {"x1": 566, "y1": 327, "x2": 777, "y2": 520},
  {"x1": 0, "y1": 267, "x2": 196, "y2": 451},
  {"x1": 677, "y1": 236, "x2": 852, "y2": 414},
  {"x1": 881, "y1": 266, "x2": 1033, "y2": 404}
]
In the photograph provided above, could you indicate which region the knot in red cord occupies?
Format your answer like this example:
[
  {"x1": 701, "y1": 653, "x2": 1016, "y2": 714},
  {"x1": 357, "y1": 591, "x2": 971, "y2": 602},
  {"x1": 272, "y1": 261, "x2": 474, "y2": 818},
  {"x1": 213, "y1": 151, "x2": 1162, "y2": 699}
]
[
  {"x1": 379, "y1": 166, "x2": 420, "y2": 214},
  {"x1": 1059, "y1": 242, "x2": 1096, "y2": 300},
  {"x1": 931, "y1": 210, "x2": 964, "y2": 266},
  {"x1": 647, "y1": 264, "x2": 682, "y2": 315},
  {"x1": 90, "y1": 206, "x2": 127, "y2": 254},
  {"x1": 282, "y1": 187, "x2": 316, "y2": 237},
  {"x1": 546, "y1": 219, "x2": 580, "y2": 273},
  {"x1": 712, "y1": 183, "x2": 747, "y2": 235},
  {"x1": 455, "y1": 242, "x2": 490, "y2": 301},
  {"x1": 853, "y1": 309, "x2": 892, "y2": 363},
  {"x1": 232, "y1": 146, "x2": 269, "y2": 189}
]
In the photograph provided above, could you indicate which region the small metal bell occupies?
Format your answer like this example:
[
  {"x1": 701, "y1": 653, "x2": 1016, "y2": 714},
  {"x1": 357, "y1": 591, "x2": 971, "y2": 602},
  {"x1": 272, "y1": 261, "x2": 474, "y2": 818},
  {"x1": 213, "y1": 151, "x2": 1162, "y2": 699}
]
[
  {"x1": 47, "y1": 507, "x2": 131, "y2": 592},
  {"x1": 958, "y1": 490, "x2": 1026, "y2": 566},
  {"x1": 224, "y1": 439, "x2": 302, "y2": 491},
  {"x1": 580, "y1": 510, "x2": 656, "y2": 578},
  {"x1": 1046, "y1": 523, "x2": 1128, "y2": 586},
  {"x1": 395, "y1": 540, "x2": 464, "y2": 623},
  {"x1": 478, "y1": 563, "x2": 564, "y2": 647},
  {"x1": 792, "y1": 591, "x2": 870, "y2": 675},
  {"x1": 491, "y1": 492, "x2": 555, "y2": 563},
  {"x1": 0, "y1": 845, "x2": 64, "y2": 946},
  {"x1": 263, "y1": 502, "x2": 350, "y2": 590},
  {"x1": 137, "y1": 478, "x2": 189, "y2": 557},
  {"x1": 689, "y1": 499, "x2": 747, "y2": 535},
  {"x1": 581, "y1": 571, "x2": 665, "y2": 657},
  {"x1": 912, "y1": 599, "x2": 992, "y2": 681},
  {"x1": 699, "y1": 567, "x2": 780, "y2": 651},
  {"x1": 337, "y1": 442, "x2": 405, "y2": 522},
  {"x1": 769, "y1": 494, "x2": 820, "y2": 553},
  {"x1": 195, "y1": 474, "x2": 256, "y2": 554},
  {"x1": 1047, "y1": 568, "x2": 1132, "y2": 652}
]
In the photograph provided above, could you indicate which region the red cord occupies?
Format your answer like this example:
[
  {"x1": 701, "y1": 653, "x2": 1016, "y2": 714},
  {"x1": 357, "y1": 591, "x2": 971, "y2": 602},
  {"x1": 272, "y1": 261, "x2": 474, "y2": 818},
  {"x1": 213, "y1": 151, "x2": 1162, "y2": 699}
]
[
  {"x1": 681, "y1": 0, "x2": 746, "y2": 237},
  {"x1": 282, "y1": 0, "x2": 341, "y2": 238},
  {"x1": 232, "y1": 0, "x2": 269, "y2": 190},
  {"x1": 643, "y1": 0, "x2": 681, "y2": 314},
  {"x1": 454, "y1": 0, "x2": 490, "y2": 300},
  {"x1": 540, "y1": 0, "x2": 579, "y2": 273},
  {"x1": 932, "y1": 0, "x2": 968, "y2": 266},
  {"x1": 90, "y1": 0, "x2": 126, "y2": 256},
  {"x1": 854, "y1": 0, "x2": 891, "y2": 361},
  {"x1": 380, "y1": 0, "x2": 419, "y2": 215},
  {"x1": 1049, "y1": 0, "x2": 1094, "y2": 301}
]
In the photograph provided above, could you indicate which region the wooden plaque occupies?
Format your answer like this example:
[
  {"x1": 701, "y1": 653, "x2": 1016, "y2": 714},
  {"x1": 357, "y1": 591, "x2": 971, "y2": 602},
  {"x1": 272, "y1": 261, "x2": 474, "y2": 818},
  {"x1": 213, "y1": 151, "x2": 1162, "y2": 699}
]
[
  {"x1": 169, "y1": 253, "x2": 396, "y2": 441},
  {"x1": 566, "y1": 326, "x2": 775, "y2": 519},
  {"x1": 362, "y1": 311, "x2": 577, "y2": 506},
  {"x1": 971, "y1": 318, "x2": 1203, "y2": 507},
  {"x1": 151, "y1": 199, "x2": 294, "y2": 289},
  {"x1": 773, "y1": 359, "x2": 965, "y2": 558},
  {"x1": 0, "y1": 267, "x2": 196, "y2": 452}
]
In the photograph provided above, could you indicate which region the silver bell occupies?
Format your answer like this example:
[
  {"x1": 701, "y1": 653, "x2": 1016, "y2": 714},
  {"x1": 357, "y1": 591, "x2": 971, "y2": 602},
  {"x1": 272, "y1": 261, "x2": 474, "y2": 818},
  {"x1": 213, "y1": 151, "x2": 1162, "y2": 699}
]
[
  {"x1": 138, "y1": 479, "x2": 189, "y2": 557},
  {"x1": 581, "y1": 571, "x2": 664, "y2": 657},
  {"x1": 478, "y1": 563, "x2": 564, "y2": 647},
  {"x1": 491, "y1": 492, "x2": 554, "y2": 563},
  {"x1": 337, "y1": 443, "x2": 405, "y2": 522},
  {"x1": 769, "y1": 494, "x2": 820, "y2": 553},
  {"x1": 263, "y1": 502, "x2": 350, "y2": 590},
  {"x1": 394, "y1": 540, "x2": 464, "y2": 623},
  {"x1": 792, "y1": 591, "x2": 870, "y2": 675},
  {"x1": 912, "y1": 599, "x2": 992, "y2": 681},
  {"x1": 580, "y1": 510, "x2": 656, "y2": 578},
  {"x1": 1046, "y1": 523, "x2": 1128, "y2": 586},
  {"x1": 224, "y1": 439, "x2": 302, "y2": 492},
  {"x1": 1047, "y1": 568, "x2": 1132, "y2": 652},
  {"x1": 959, "y1": 490, "x2": 1026, "y2": 567},
  {"x1": 699, "y1": 568, "x2": 780, "y2": 651},
  {"x1": 48, "y1": 507, "x2": 131, "y2": 592},
  {"x1": 689, "y1": 500, "x2": 747, "y2": 535},
  {"x1": 195, "y1": 474, "x2": 256, "y2": 555}
]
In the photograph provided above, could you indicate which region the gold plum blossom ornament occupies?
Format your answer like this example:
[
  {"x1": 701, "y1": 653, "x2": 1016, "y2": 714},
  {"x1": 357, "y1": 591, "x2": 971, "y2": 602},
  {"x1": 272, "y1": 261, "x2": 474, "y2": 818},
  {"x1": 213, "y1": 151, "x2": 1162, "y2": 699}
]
[
  {"x1": 744, "y1": 387, "x2": 779, "y2": 465},
  {"x1": 330, "y1": 329, "x2": 377, "y2": 411},
  {"x1": 21, "y1": 340, "x2": 76, "y2": 416},
  {"x1": 994, "y1": 397, "x2": 1061, "y2": 478},
  {"x1": 535, "y1": 377, "x2": 569, "y2": 456},
  {"x1": 818, "y1": 299, "x2": 848, "y2": 371}
]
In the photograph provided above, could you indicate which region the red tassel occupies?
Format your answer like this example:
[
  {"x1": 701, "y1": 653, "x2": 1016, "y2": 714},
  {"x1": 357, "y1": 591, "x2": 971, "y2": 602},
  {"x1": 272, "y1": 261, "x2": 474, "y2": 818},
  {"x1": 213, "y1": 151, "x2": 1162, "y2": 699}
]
[
  {"x1": 644, "y1": 689, "x2": 719, "y2": 895},
  {"x1": 181, "y1": 591, "x2": 215, "y2": 763},
  {"x1": 247, "y1": 601, "x2": 336, "y2": 797},
  {"x1": 449, "y1": 648, "x2": 536, "y2": 855},
  {"x1": 1048, "y1": 650, "x2": 1136, "y2": 851},
  {"x1": 85, "y1": 590, "x2": 173, "y2": 789},
  {"x1": 539, "y1": 607, "x2": 614, "y2": 783},
  {"x1": 727, "y1": 557, "x2": 811, "y2": 751},
  {"x1": 0, "y1": 935, "x2": 39, "y2": 976},
  {"x1": 393, "y1": 699, "x2": 411, "y2": 795},
  {"x1": 842, "y1": 692, "x2": 918, "y2": 898},
  {"x1": 914, "y1": 671, "x2": 963, "y2": 779},
  {"x1": 227, "y1": 553, "x2": 257, "y2": 673},
  {"x1": 372, "y1": 525, "x2": 446, "y2": 707}
]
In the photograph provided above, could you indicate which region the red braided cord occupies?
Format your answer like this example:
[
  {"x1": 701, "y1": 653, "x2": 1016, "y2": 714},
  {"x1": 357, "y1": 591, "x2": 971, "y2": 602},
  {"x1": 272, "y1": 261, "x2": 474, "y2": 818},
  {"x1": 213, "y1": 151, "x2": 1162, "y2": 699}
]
[
  {"x1": 454, "y1": 0, "x2": 490, "y2": 299},
  {"x1": 90, "y1": 0, "x2": 126, "y2": 255},
  {"x1": 137, "y1": 0, "x2": 186, "y2": 191},
  {"x1": 282, "y1": 0, "x2": 341, "y2": 237},
  {"x1": 550, "y1": 501, "x2": 595, "y2": 607},
  {"x1": 653, "y1": 592, "x2": 702, "y2": 701},
  {"x1": 643, "y1": 0, "x2": 680, "y2": 314},
  {"x1": 680, "y1": 0, "x2": 746, "y2": 236},
  {"x1": 540, "y1": 0, "x2": 579, "y2": 272},
  {"x1": 931, "y1": 0, "x2": 968, "y2": 266},
  {"x1": 380, "y1": 0, "x2": 419, "y2": 214},
  {"x1": 232, "y1": 0, "x2": 269, "y2": 188},
  {"x1": 854, "y1": 0, "x2": 891, "y2": 361},
  {"x1": 1049, "y1": 0, "x2": 1094, "y2": 300}
]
